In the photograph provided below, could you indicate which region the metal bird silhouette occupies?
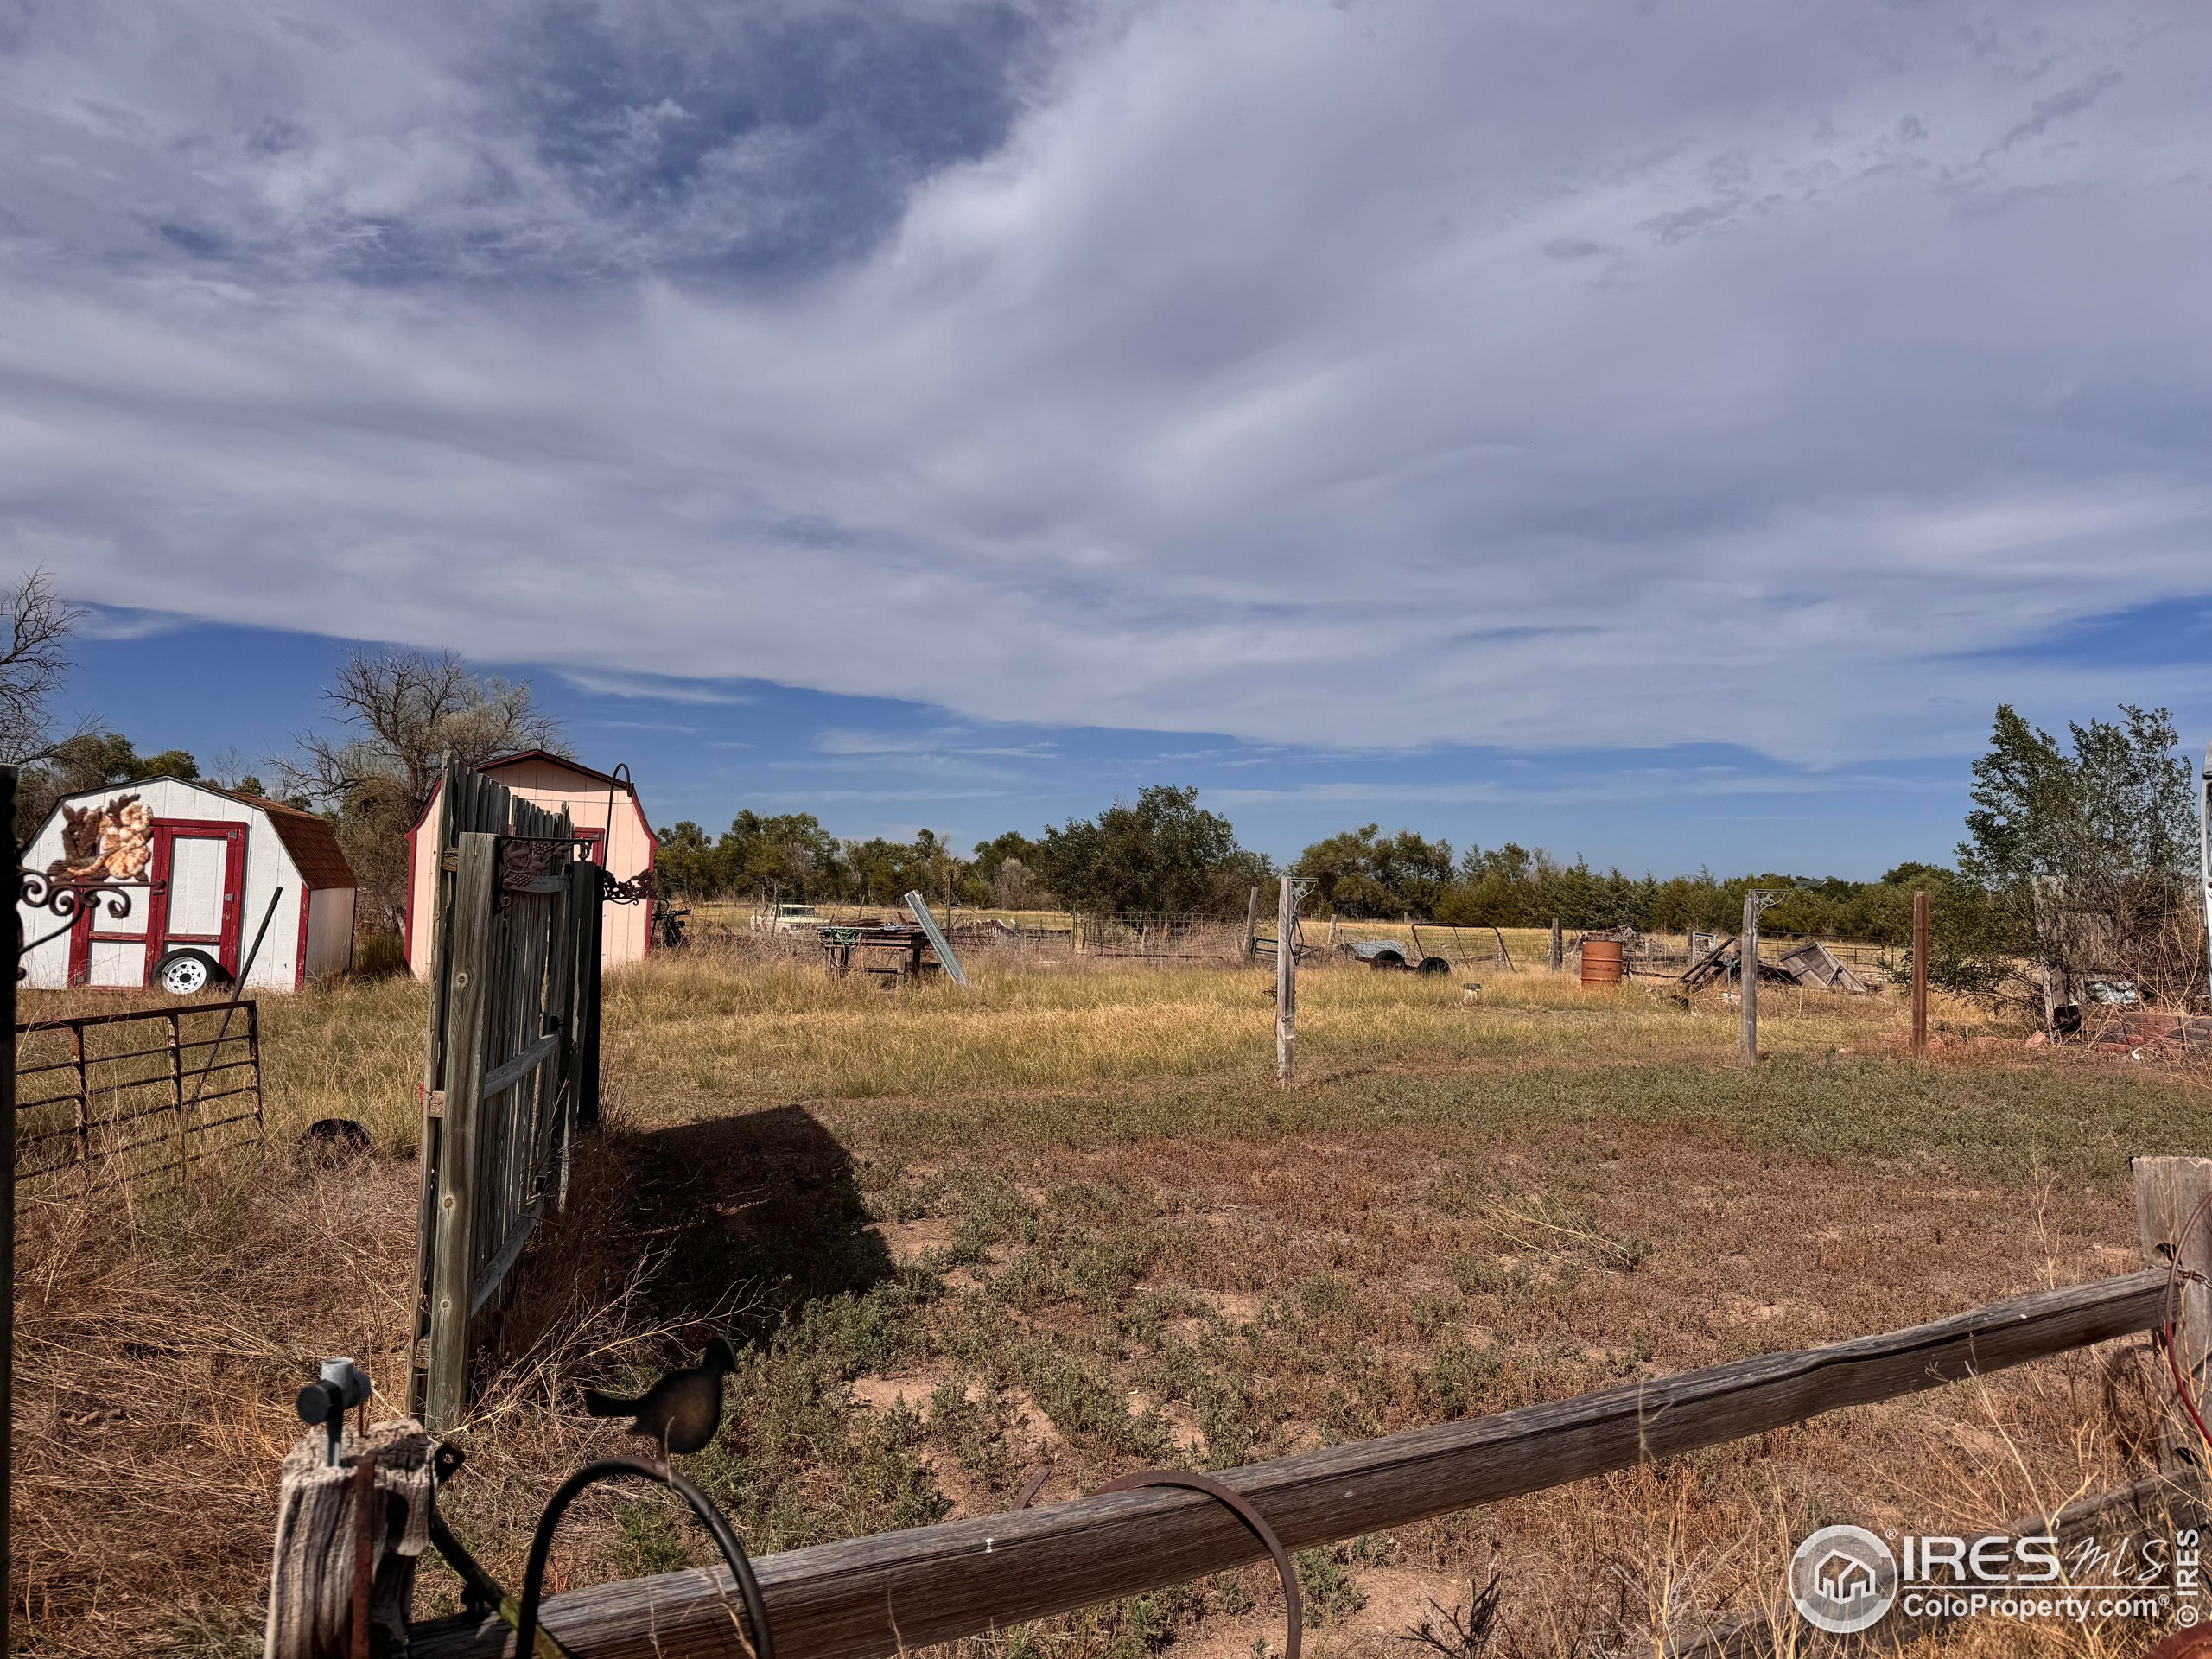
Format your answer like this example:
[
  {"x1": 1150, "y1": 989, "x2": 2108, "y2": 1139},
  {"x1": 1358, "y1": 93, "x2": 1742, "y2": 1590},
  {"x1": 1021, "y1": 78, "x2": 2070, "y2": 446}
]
[{"x1": 582, "y1": 1338, "x2": 737, "y2": 1455}]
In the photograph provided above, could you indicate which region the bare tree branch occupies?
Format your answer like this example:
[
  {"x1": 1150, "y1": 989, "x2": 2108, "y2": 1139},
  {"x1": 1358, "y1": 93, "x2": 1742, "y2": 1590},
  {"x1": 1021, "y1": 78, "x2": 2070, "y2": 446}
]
[
  {"x1": 0, "y1": 569, "x2": 86, "y2": 765},
  {"x1": 274, "y1": 647, "x2": 568, "y2": 932}
]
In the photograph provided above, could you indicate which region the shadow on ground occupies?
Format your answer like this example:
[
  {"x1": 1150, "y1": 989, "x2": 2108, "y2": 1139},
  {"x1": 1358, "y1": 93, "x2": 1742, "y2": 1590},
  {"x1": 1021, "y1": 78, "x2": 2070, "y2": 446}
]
[{"x1": 620, "y1": 1104, "x2": 894, "y2": 1342}]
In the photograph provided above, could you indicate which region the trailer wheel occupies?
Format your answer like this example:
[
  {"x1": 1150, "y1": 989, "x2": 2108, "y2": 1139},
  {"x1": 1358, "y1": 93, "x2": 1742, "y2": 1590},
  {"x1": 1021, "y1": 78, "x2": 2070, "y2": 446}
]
[
  {"x1": 1416, "y1": 957, "x2": 1451, "y2": 976},
  {"x1": 1366, "y1": 950, "x2": 1407, "y2": 970},
  {"x1": 153, "y1": 949, "x2": 226, "y2": 997}
]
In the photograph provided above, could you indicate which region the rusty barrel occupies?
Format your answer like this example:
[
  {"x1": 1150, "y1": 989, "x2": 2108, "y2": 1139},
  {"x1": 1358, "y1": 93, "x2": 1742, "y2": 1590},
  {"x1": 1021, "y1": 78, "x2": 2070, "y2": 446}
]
[{"x1": 1580, "y1": 938, "x2": 1623, "y2": 986}]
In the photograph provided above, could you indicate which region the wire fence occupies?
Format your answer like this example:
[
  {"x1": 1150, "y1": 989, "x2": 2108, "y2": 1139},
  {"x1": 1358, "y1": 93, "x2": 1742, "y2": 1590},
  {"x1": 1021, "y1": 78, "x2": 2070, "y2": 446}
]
[{"x1": 667, "y1": 901, "x2": 1910, "y2": 982}]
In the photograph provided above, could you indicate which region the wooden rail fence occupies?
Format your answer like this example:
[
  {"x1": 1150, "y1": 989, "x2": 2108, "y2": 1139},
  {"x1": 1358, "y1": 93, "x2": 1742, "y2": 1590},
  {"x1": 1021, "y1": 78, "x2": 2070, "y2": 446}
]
[
  {"x1": 410, "y1": 757, "x2": 607, "y2": 1432},
  {"x1": 412, "y1": 1200, "x2": 2195, "y2": 1659},
  {"x1": 11, "y1": 1001, "x2": 262, "y2": 1190}
]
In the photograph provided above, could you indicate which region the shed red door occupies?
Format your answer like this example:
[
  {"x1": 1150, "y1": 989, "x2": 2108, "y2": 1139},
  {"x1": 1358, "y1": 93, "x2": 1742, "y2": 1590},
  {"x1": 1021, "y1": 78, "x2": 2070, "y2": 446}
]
[
  {"x1": 68, "y1": 821, "x2": 246, "y2": 987},
  {"x1": 144, "y1": 822, "x2": 246, "y2": 981}
]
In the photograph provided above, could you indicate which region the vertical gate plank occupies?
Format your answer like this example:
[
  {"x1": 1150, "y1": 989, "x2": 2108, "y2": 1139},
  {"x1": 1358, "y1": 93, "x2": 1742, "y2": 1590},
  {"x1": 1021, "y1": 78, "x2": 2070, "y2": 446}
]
[
  {"x1": 409, "y1": 756, "x2": 461, "y2": 1418},
  {"x1": 425, "y1": 833, "x2": 498, "y2": 1433}
]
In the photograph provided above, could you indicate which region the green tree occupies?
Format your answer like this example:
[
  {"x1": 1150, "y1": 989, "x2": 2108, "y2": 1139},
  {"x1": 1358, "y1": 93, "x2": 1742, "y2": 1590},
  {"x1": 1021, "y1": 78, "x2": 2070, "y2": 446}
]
[
  {"x1": 1945, "y1": 703, "x2": 2202, "y2": 1011},
  {"x1": 1033, "y1": 785, "x2": 1258, "y2": 916},
  {"x1": 717, "y1": 811, "x2": 840, "y2": 901},
  {"x1": 655, "y1": 821, "x2": 717, "y2": 898},
  {"x1": 16, "y1": 731, "x2": 207, "y2": 839},
  {"x1": 1294, "y1": 824, "x2": 1456, "y2": 918}
]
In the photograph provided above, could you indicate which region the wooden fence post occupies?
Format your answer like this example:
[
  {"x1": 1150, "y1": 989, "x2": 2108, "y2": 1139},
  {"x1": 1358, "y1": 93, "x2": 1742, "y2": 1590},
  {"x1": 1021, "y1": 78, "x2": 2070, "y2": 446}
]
[
  {"x1": 1549, "y1": 918, "x2": 1562, "y2": 974},
  {"x1": 1740, "y1": 889, "x2": 1759, "y2": 1061},
  {"x1": 1275, "y1": 877, "x2": 1297, "y2": 1087},
  {"x1": 2133, "y1": 1155, "x2": 2212, "y2": 1467},
  {"x1": 578, "y1": 865, "x2": 603, "y2": 1128},
  {"x1": 266, "y1": 1421, "x2": 436, "y2": 1659},
  {"x1": 425, "y1": 833, "x2": 497, "y2": 1433},
  {"x1": 168, "y1": 1010, "x2": 187, "y2": 1186},
  {"x1": 1911, "y1": 889, "x2": 1929, "y2": 1055},
  {"x1": 1243, "y1": 887, "x2": 1259, "y2": 963},
  {"x1": 569, "y1": 859, "x2": 602, "y2": 1129}
]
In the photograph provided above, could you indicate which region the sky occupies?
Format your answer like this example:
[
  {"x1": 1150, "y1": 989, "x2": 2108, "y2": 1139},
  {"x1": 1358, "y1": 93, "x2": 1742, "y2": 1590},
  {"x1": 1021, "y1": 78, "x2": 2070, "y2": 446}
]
[{"x1": 8, "y1": 2, "x2": 2212, "y2": 874}]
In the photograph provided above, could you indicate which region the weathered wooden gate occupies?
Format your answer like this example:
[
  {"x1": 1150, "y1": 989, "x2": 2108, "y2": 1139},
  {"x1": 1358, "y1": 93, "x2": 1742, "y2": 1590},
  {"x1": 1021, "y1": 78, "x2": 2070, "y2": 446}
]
[{"x1": 409, "y1": 759, "x2": 607, "y2": 1430}]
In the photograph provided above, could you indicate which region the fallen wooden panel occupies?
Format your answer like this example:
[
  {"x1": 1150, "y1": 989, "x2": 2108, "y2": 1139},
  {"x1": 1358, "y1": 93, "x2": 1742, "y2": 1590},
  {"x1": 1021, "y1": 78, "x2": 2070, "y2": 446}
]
[
  {"x1": 412, "y1": 1268, "x2": 2165, "y2": 1659},
  {"x1": 1771, "y1": 940, "x2": 1871, "y2": 995}
]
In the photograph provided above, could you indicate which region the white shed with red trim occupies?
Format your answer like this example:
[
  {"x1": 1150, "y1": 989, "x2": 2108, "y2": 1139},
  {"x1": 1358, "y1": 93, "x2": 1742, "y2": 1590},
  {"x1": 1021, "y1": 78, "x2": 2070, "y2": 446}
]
[
  {"x1": 403, "y1": 751, "x2": 656, "y2": 976},
  {"x1": 16, "y1": 779, "x2": 358, "y2": 993}
]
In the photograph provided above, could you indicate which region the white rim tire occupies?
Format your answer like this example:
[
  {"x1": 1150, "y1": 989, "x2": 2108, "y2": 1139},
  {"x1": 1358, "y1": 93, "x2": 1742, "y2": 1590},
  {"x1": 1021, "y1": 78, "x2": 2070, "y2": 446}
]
[{"x1": 157, "y1": 952, "x2": 214, "y2": 996}]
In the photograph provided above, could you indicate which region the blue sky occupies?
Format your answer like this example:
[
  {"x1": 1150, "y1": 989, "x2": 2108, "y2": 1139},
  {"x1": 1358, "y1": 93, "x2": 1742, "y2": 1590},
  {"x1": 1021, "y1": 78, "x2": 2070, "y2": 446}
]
[{"x1": 11, "y1": 3, "x2": 2212, "y2": 874}]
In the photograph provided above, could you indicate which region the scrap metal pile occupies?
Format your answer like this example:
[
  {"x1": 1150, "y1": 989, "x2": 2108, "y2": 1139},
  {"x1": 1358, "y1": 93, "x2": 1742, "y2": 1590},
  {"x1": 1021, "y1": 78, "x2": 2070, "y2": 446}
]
[
  {"x1": 1679, "y1": 935, "x2": 1871, "y2": 995},
  {"x1": 815, "y1": 892, "x2": 970, "y2": 986}
]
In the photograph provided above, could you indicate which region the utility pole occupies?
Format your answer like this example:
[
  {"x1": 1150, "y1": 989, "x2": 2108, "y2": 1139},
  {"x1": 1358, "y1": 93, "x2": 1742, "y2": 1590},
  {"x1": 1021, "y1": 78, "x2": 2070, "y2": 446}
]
[
  {"x1": 1910, "y1": 889, "x2": 1929, "y2": 1055},
  {"x1": 1276, "y1": 876, "x2": 1314, "y2": 1085}
]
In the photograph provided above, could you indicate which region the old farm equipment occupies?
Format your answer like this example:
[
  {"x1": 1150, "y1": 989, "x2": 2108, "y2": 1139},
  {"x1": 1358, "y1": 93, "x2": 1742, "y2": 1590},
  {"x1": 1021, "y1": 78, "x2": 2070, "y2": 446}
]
[
  {"x1": 1340, "y1": 938, "x2": 1452, "y2": 975},
  {"x1": 817, "y1": 893, "x2": 970, "y2": 986}
]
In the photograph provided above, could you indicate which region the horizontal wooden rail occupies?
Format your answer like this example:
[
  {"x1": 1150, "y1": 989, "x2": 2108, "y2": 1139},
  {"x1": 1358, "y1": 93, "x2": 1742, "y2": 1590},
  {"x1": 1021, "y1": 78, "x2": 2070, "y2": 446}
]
[{"x1": 413, "y1": 1267, "x2": 2166, "y2": 1659}]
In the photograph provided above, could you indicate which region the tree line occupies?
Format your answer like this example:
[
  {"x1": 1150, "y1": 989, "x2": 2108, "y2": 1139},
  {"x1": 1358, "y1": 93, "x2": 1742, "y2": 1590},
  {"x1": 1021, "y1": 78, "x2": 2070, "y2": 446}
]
[
  {"x1": 653, "y1": 704, "x2": 2209, "y2": 996},
  {"x1": 655, "y1": 785, "x2": 1967, "y2": 947}
]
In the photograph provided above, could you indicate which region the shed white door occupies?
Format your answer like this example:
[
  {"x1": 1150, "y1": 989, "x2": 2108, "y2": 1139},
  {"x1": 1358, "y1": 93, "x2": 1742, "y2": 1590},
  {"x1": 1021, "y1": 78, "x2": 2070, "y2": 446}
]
[{"x1": 150, "y1": 824, "x2": 246, "y2": 978}]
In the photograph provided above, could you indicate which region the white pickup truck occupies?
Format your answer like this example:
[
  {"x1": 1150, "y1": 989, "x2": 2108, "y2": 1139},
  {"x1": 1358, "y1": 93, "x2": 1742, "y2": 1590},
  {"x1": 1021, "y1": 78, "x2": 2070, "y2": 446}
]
[{"x1": 751, "y1": 902, "x2": 823, "y2": 934}]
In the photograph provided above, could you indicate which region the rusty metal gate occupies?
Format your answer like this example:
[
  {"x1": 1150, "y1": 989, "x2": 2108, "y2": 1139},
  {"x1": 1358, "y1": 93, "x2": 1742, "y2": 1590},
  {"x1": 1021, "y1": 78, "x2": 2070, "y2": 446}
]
[
  {"x1": 408, "y1": 758, "x2": 612, "y2": 1430},
  {"x1": 12, "y1": 1001, "x2": 262, "y2": 1190}
]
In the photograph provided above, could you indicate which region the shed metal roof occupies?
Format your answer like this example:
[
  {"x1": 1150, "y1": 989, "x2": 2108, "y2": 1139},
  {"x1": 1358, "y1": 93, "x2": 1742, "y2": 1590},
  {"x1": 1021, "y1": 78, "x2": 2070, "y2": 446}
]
[{"x1": 202, "y1": 785, "x2": 357, "y2": 891}]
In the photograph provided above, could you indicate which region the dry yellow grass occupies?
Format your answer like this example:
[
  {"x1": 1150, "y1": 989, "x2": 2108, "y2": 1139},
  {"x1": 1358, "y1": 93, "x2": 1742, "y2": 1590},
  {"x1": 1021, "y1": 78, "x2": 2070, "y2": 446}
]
[{"x1": 601, "y1": 944, "x2": 1923, "y2": 1112}]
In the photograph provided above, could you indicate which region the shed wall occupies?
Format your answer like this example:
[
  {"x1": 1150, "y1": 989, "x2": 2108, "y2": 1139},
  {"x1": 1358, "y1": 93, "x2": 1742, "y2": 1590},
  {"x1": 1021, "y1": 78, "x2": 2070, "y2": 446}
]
[
  {"x1": 306, "y1": 887, "x2": 357, "y2": 978},
  {"x1": 404, "y1": 764, "x2": 654, "y2": 976}
]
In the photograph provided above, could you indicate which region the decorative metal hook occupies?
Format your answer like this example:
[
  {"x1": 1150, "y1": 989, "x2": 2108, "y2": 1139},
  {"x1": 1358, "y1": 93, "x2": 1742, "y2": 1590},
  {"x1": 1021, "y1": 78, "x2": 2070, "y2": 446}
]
[
  {"x1": 516, "y1": 1457, "x2": 773, "y2": 1659},
  {"x1": 1094, "y1": 1469, "x2": 1303, "y2": 1659}
]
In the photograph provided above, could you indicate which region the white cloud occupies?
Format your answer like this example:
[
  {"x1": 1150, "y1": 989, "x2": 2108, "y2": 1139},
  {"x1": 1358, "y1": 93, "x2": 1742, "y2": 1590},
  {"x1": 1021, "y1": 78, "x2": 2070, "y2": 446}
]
[
  {"x1": 557, "y1": 669, "x2": 750, "y2": 704},
  {"x1": 3, "y1": 1, "x2": 2209, "y2": 763}
]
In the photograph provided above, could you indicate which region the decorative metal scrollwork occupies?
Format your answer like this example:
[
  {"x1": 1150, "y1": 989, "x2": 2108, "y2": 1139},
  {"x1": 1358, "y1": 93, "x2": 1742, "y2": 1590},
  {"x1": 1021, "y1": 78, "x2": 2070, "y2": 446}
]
[
  {"x1": 598, "y1": 868, "x2": 653, "y2": 906},
  {"x1": 497, "y1": 836, "x2": 578, "y2": 893},
  {"x1": 15, "y1": 869, "x2": 162, "y2": 969},
  {"x1": 488, "y1": 836, "x2": 653, "y2": 911}
]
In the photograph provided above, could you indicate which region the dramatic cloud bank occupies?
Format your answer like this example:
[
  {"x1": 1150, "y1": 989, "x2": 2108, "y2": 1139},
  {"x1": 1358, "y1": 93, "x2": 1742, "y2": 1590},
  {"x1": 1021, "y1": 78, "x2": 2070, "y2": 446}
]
[{"x1": 3, "y1": 1, "x2": 2209, "y2": 758}]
